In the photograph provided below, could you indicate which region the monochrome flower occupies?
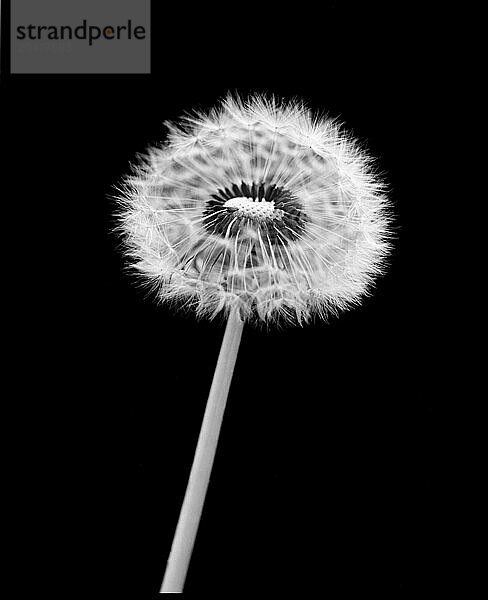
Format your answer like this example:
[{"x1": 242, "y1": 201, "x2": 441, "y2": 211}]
[{"x1": 115, "y1": 95, "x2": 392, "y2": 324}]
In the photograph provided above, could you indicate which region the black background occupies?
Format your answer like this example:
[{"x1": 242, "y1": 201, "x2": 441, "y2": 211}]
[{"x1": 3, "y1": 2, "x2": 452, "y2": 595}]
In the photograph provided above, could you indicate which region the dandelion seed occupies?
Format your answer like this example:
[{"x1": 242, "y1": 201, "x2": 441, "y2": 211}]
[
  {"x1": 114, "y1": 94, "x2": 393, "y2": 593},
  {"x1": 115, "y1": 94, "x2": 392, "y2": 325}
]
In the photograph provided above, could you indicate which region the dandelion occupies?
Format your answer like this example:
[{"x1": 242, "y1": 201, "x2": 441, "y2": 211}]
[
  {"x1": 116, "y1": 94, "x2": 391, "y2": 325},
  {"x1": 114, "y1": 94, "x2": 392, "y2": 592}
]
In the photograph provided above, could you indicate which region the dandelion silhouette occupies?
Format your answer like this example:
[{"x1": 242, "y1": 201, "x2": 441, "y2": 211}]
[{"x1": 115, "y1": 94, "x2": 392, "y2": 592}]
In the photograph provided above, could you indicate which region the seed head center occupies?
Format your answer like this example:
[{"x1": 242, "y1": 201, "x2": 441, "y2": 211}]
[{"x1": 223, "y1": 196, "x2": 276, "y2": 220}]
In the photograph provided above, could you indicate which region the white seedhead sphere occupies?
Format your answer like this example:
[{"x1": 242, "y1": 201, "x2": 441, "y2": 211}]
[{"x1": 115, "y1": 94, "x2": 392, "y2": 324}]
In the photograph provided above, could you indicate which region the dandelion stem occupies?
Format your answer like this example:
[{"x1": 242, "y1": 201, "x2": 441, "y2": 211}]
[{"x1": 160, "y1": 311, "x2": 244, "y2": 593}]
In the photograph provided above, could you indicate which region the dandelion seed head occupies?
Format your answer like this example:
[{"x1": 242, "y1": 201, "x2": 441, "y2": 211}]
[{"x1": 115, "y1": 94, "x2": 393, "y2": 324}]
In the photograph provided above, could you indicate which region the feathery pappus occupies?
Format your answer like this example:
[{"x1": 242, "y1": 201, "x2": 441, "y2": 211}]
[{"x1": 115, "y1": 94, "x2": 392, "y2": 324}]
